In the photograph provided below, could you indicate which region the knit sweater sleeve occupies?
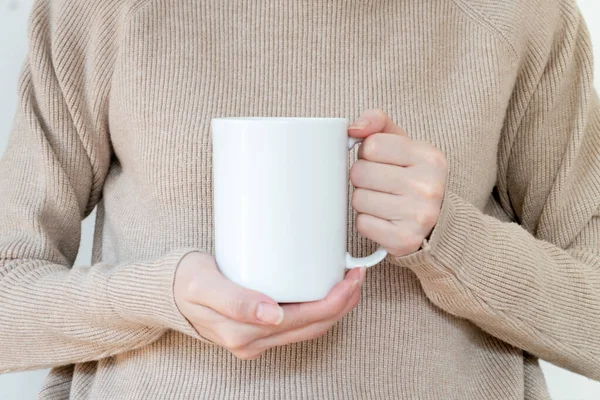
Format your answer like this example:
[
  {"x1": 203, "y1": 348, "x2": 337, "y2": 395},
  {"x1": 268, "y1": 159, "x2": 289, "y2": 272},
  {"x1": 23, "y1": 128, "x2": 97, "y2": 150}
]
[
  {"x1": 390, "y1": 0, "x2": 600, "y2": 379},
  {"x1": 0, "y1": 0, "x2": 202, "y2": 373}
]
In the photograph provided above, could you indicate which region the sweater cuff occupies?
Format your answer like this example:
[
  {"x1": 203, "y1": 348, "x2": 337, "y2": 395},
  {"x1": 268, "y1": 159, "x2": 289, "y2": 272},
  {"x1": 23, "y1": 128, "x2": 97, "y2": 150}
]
[
  {"x1": 387, "y1": 191, "x2": 510, "y2": 319},
  {"x1": 107, "y1": 249, "x2": 208, "y2": 341},
  {"x1": 388, "y1": 191, "x2": 470, "y2": 279}
]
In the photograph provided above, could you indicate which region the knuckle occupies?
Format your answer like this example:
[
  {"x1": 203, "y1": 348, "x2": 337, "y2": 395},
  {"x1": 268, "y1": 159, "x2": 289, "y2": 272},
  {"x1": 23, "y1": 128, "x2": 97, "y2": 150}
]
[
  {"x1": 433, "y1": 185, "x2": 446, "y2": 200},
  {"x1": 425, "y1": 148, "x2": 448, "y2": 170},
  {"x1": 415, "y1": 207, "x2": 438, "y2": 229},
  {"x1": 221, "y1": 332, "x2": 248, "y2": 350},
  {"x1": 231, "y1": 351, "x2": 247, "y2": 360},
  {"x1": 349, "y1": 160, "x2": 366, "y2": 184},
  {"x1": 404, "y1": 235, "x2": 424, "y2": 253},
  {"x1": 315, "y1": 327, "x2": 330, "y2": 339},
  {"x1": 290, "y1": 315, "x2": 310, "y2": 330},
  {"x1": 390, "y1": 232, "x2": 422, "y2": 256},
  {"x1": 419, "y1": 183, "x2": 444, "y2": 200},
  {"x1": 307, "y1": 326, "x2": 330, "y2": 341},
  {"x1": 387, "y1": 246, "x2": 406, "y2": 257},
  {"x1": 232, "y1": 349, "x2": 259, "y2": 361},
  {"x1": 369, "y1": 108, "x2": 388, "y2": 122},
  {"x1": 228, "y1": 296, "x2": 251, "y2": 321},
  {"x1": 361, "y1": 135, "x2": 380, "y2": 160}
]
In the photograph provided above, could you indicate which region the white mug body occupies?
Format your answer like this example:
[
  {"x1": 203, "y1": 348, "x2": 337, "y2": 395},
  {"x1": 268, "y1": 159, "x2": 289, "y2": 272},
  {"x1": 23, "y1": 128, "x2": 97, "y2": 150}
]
[{"x1": 212, "y1": 117, "x2": 386, "y2": 303}]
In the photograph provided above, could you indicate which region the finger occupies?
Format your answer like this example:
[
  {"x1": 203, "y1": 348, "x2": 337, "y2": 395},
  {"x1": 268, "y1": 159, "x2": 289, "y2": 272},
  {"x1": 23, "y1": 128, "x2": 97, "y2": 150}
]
[
  {"x1": 399, "y1": 140, "x2": 448, "y2": 173},
  {"x1": 357, "y1": 134, "x2": 415, "y2": 166},
  {"x1": 187, "y1": 267, "x2": 364, "y2": 349},
  {"x1": 352, "y1": 188, "x2": 408, "y2": 220},
  {"x1": 350, "y1": 159, "x2": 407, "y2": 195},
  {"x1": 358, "y1": 136, "x2": 446, "y2": 172},
  {"x1": 196, "y1": 268, "x2": 364, "y2": 350},
  {"x1": 355, "y1": 213, "x2": 424, "y2": 257},
  {"x1": 352, "y1": 188, "x2": 442, "y2": 231},
  {"x1": 412, "y1": 141, "x2": 448, "y2": 172},
  {"x1": 348, "y1": 109, "x2": 407, "y2": 138},
  {"x1": 350, "y1": 160, "x2": 447, "y2": 211},
  {"x1": 353, "y1": 190, "x2": 441, "y2": 237},
  {"x1": 243, "y1": 267, "x2": 363, "y2": 338},
  {"x1": 248, "y1": 284, "x2": 363, "y2": 353},
  {"x1": 186, "y1": 259, "x2": 284, "y2": 326},
  {"x1": 186, "y1": 303, "x2": 276, "y2": 351},
  {"x1": 275, "y1": 267, "x2": 363, "y2": 331}
]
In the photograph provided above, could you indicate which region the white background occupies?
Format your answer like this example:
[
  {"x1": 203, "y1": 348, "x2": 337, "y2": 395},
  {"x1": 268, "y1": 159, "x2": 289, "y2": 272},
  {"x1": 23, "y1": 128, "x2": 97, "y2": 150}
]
[{"x1": 0, "y1": 0, "x2": 599, "y2": 398}]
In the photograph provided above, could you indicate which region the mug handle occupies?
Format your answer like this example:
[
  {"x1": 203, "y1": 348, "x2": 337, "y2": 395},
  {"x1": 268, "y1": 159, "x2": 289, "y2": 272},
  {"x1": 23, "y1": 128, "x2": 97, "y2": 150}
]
[{"x1": 345, "y1": 138, "x2": 389, "y2": 269}]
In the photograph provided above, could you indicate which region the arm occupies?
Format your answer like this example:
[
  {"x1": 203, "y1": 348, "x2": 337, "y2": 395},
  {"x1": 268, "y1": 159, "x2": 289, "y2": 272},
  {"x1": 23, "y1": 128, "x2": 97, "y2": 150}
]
[
  {"x1": 390, "y1": 1, "x2": 600, "y2": 379},
  {"x1": 0, "y1": 0, "x2": 201, "y2": 372}
]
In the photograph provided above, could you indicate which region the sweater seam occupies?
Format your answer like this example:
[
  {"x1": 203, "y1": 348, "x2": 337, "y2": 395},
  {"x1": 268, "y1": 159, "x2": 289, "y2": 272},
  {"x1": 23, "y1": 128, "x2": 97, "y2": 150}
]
[
  {"x1": 450, "y1": 0, "x2": 519, "y2": 61},
  {"x1": 105, "y1": 0, "x2": 159, "y2": 160},
  {"x1": 502, "y1": 3, "x2": 581, "y2": 229},
  {"x1": 105, "y1": 0, "x2": 154, "y2": 106}
]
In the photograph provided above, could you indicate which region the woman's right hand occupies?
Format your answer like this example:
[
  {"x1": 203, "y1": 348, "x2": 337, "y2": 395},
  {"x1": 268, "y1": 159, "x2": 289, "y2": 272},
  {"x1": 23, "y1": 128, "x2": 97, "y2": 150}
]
[{"x1": 174, "y1": 252, "x2": 365, "y2": 360}]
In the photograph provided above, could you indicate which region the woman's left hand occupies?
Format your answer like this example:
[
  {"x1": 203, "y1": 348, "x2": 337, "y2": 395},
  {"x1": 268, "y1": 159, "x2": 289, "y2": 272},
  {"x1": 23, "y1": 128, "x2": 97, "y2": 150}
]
[{"x1": 349, "y1": 109, "x2": 448, "y2": 257}]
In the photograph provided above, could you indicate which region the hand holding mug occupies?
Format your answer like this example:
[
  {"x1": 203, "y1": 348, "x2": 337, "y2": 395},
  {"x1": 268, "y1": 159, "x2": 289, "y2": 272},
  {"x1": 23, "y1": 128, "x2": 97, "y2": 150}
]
[
  {"x1": 174, "y1": 252, "x2": 365, "y2": 360},
  {"x1": 349, "y1": 110, "x2": 448, "y2": 257},
  {"x1": 178, "y1": 111, "x2": 446, "y2": 360}
]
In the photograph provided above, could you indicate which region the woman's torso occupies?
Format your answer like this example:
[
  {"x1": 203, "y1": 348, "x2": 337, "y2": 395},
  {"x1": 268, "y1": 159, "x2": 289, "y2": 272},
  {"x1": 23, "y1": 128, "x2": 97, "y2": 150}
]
[{"x1": 40, "y1": 1, "x2": 550, "y2": 398}]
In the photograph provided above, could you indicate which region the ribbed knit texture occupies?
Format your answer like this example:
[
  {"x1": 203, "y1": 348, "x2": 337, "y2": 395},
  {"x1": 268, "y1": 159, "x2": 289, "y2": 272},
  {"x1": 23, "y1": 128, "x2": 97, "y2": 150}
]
[{"x1": 0, "y1": 0, "x2": 599, "y2": 398}]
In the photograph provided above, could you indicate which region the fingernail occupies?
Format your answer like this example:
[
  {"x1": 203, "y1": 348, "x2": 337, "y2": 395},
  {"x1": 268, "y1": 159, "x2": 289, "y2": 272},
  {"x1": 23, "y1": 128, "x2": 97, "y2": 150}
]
[
  {"x1": 349, "y1": 118, "x2": 371, "y2": 130},
  {"x1": 256, "y1": 302, "x2": 284, "y2": 325},
  {"x1": 352, "y1": 280, "x2": 361, "y2": 289}
]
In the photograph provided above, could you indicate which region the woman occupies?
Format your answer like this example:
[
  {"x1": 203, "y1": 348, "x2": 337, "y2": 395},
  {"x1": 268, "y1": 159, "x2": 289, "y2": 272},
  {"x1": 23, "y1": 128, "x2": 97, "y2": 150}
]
[{"x1": 0, "y1": 0, "x2": 598, "y2": 398}]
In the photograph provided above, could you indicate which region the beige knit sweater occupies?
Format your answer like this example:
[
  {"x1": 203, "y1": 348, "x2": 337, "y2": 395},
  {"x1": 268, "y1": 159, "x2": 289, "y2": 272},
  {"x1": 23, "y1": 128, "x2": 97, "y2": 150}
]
[{"x1": 1, "y1": 0, "x2": 599, "y2": 398}]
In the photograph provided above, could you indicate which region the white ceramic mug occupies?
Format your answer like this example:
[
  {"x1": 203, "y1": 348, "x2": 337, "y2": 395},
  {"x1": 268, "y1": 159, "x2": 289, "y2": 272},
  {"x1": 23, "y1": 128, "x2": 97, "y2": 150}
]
[{"x1": 212, "y1": 117, "x2": 388, "y2": 302}]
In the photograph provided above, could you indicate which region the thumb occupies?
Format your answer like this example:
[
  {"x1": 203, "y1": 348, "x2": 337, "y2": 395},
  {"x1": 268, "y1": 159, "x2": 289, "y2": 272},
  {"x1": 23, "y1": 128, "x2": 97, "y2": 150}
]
[
  {"x1": 348, "y1": 109, "x2": 406, "y2": 138},
  {"x1": 193, "y1": 261, "x2": 284, "y2": 325}
]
